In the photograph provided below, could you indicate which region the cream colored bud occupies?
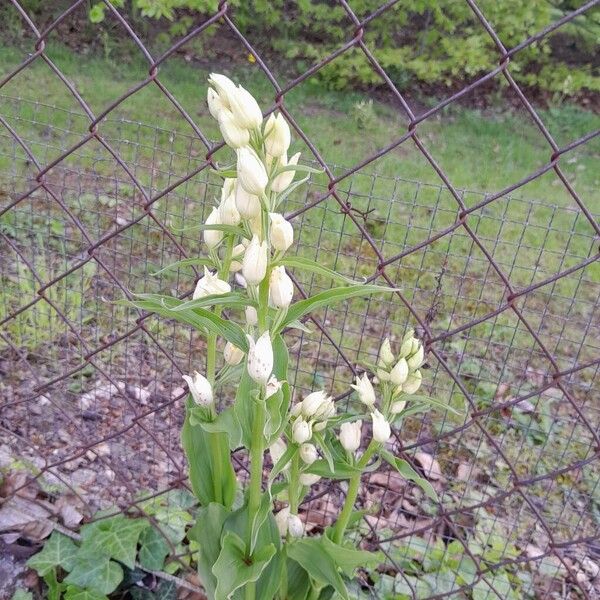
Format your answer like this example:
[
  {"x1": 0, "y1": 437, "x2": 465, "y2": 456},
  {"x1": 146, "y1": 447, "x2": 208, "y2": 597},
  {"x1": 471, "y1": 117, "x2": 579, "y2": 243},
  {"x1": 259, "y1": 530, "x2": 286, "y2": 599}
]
[
  {"x1": 266, "y1": 375, "x2": 283, "y2": 399},
  {"x1": 269, "y1": 213, "x2": 294, "y2": 252},
  {"x1": 269, "y1": 266, "x2": 294, "y2": 309},
  {"x1": 390, "y1": 357, "x2": 409, "y2": 386},
  {"x1": 391, "y1": 399, "x2": 406, "y2": 414},
  {"x1": 379, "y1": 338, "x2": 395, "y2": 367},
  {"x1": 224, "y1": 342, "x2": 244, "y2": 366},
  {"x1": 235, "y1": 182, "x2": 261, "y2": 219},
  {"x1": 219, "y1": 188, "x2": 241, "y2": 226},
  {"x1": 208, "y1": 73, "x2": 237, "y2": 109},
  {"x1": 350, "y1": 373, "x2": 376, "y2": 408},
  {"x1": 245, "y1": 306, "x2": 258, "y2": 326},
  {"x1": 271, "y1": 152, "x2": 301, "y2": 193},
  {"x1": 246, "y1": 331, "x2": 273, "y2": 385},
  {"x1": 314, "y1": 398, "x2": 336, "y2": 421},
  {"x1": 228, "y1": 84, "x2": 263, "y2": 130},
  {"x1": 292, "y1": 417, "x2": 312, "y2": 444},
  {"x1": 275, "y1": 505, "x2": 290, "y2": 536},
  {"x1": 269, "y1": 437, "x2": 287, "y2": 467},
  {"x1": 371, "y1": 409, "x2": 391, "y2": 443},
  {"x1": 264, "y1": 113, "x2": 291, "y2": 157},
  {"x1": 193, "y1": 267, "x2": 231, "y2": 299},
  {"x1": 237, "y1": 147, "x2": 268, "y2": 196},
  {"x1": 229, "y1": 244, "x2": 245, "y2": 272},
  {"x1": 376, "y1": 368, "x2": 391, "y2": 382},
  {"x1": 339, "y1": 420, "x2": 362, "y2": 453},
  {"x1": 182, "y1": 371, "x2": 213, "y2": 407},
  {"x1": 407, "y1": 345, "x2": 424, "y2": 371},
  {"x1": 299, "y1": 443, "x2": 318, "y2": 465},
  {"x1": 299, "y1": 473, "x2": 321, "y2": 486},
  {"x1": 287, "y1": 513, "x2": 304, "y2": 538},
  {"x1": 242, "y1": 235, "x2": 268, "y2": 286},
  {"x1": 313, "y1": 421, "x2": 327, "y2": 432},
  {"x1": 301, "y1": 391, "x2": 329, "y2": 418},
  {"x1": 207, "y1": 87, "x2": 225, "y2": 120},
  {"x1": 402, "y1": 370, "x2": 422, "y2": 395},
  {"x1": 218, "y1": 109, "x2": 250, "y2": 149},
  {"x1": 399, "y1": 329, "x2": 415, "y2": 358},
  {"x1": 203, "y1": 207, "x2": 223, "y2": 249}
]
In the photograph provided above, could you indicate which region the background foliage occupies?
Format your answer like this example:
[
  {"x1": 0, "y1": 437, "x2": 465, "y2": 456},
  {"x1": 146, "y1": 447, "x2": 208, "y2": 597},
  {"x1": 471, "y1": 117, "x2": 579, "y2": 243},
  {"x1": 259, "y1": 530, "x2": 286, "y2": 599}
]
[{"x1": 4, "y1": 0, "x2": 599, "y2": 98}]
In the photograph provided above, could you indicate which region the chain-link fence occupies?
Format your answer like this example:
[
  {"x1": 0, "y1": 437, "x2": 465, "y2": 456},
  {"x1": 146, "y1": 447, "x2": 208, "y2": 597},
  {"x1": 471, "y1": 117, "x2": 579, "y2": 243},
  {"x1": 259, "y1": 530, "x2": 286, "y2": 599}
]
[{"x1": 1, "y1": 0, "x2": 599, "y2": 598}]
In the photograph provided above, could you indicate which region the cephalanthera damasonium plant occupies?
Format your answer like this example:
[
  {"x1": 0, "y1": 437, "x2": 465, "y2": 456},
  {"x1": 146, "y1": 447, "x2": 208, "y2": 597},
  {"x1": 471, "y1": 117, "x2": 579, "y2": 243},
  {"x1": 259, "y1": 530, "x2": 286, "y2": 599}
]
[{"x1": 128, "y1": 74, "x2": 448, "y2": 600}]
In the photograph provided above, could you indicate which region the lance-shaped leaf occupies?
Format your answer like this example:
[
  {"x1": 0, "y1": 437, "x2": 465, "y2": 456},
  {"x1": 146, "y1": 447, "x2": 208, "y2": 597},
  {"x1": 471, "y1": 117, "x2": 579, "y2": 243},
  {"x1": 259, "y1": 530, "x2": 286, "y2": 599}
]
[
  {"x1": 277, "y1": 256, "x2": 366, "y2": 286},
  {"x1": 380, "y1": 450, "x2": 439, "y2": 501},
  {"x1": 150, "y1": 257, "x2": 213, "y2": 276},
  {"x1": 130, "y1": 292, "x2": 254, "y2": 313},
  {"x1": 278, "y1": 284, "x2": 396, "y2": 333},
  {"x1": 321, "y1": 531, "x2": 383, "y2": 577},
  {"x1": 169, "y1": 223, "x2": 250, "y2": 238}
]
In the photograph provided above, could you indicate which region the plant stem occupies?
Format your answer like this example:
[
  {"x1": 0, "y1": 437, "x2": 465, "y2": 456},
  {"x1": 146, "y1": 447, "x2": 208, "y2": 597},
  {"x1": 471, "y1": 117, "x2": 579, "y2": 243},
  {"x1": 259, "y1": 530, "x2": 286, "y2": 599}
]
[
  {"x1": 289, "y1": 450, "x2": 300, "y2": 514},
  {"x1": 331, "y1": 441, "x2": 379, "y2": 544}
]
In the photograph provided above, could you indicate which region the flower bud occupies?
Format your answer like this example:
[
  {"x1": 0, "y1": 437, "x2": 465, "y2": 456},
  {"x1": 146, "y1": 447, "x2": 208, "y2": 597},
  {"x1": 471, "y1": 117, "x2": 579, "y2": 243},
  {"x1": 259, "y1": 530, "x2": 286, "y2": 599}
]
[
  {"x1": 235, "y1": 182, "x2": 261, "y2": 219},
  {"x1": 350, "y1": 373, "x2": 376, "y2": 408},
  {"x1": 218, "y1": 109, "x2": 250, "y2": 149},
  {"x1": 275, "y1": 505, "x2": 290, "y2": 536},
  {"x1": 391, "y1": 399, "x2": 406, "y2": 414},
  {"x1": 224, "y1": 342, "x2": 244, "y2": 366},
  {"x1": 269, "y1": 213, "x2": 294, "y2": 252},
  {"x1": 207, "y1": 87, "x2": 225, "y2": 120},
  {"x1": 208, "y1": 73, "x2": 237, "y2": 109},
  {"x1": 292, "y1": 417, "x2": 312, "y2": 444},
  {"x1": 390, "y1": 357, "x2": 409, "y2": 386},
  {"x1": 266, "y1": 375, "x2": 283, "y2": 399},
  {"x1": 299, "y1": 473, "x2": 321, "y2": 486},
  {"x1": 313, "y1": 421, "x2": 327, "y2": 432},
  {"x1": 371, "y1": 409, "x2": 391, "y2": 444},
  {"x1": 245, "y1": 306, "x2": 258, "y2": 326},
  {"x1": 376, "y1": 368, "x2": 391, "y2": 382},
  {"x1": 203, "y1": 207, "x2": 223, "y2": 249},
  {"x1": 219, "y1": 186, "x2": 241, "y2": 226},
  {"x1": 229, "y1": 244, "x2": 245, "y2": 272},
  {"x1": 271, "y1": 152, "x2": 301, "y2": 193},
  {"x1": 193, "y1": 267, "x2": 231, "y2": 299},
  {"x1": 242, "y1": 235, "x2": 268, "y2": 286},
  {"x1": 246, "y1": 331, "x2": 273, "y2": 385},
  {"x1": 269, "y1": 437, "x2": 287, "y2": 467},
  {"x1": 407, "y1": 345, "x2": 424, "y2": 371},
  {"x1": 339, "y1": 420, "x2": 362, "y2": 453},
  {"x1": 299, "y1": 443, "x2": 318, "y2": 465},
  {"x1": 264, "y1": 113, "x2": 291, "y2": 157},
  {"x1": 182, "y1": 371, "x2": 213, "y2": 407},
  {"x1": 402, "y1": 370, "x2": 422, "y2": 395},
  {"x1": 287, "y1": 514, "x2": 304, "y2": 538},
  {"x1": 399, "y1": 329, "x2": 415, "y2": 358},
  {"x1": 301, "y1": 391, "x2": 329, "y2": 418},
  {"x1": 379, "y1": 338, "x2": 395, "y2": 367},
  {"x1": 228, "y1": 84, "x2": 263, "y2": 130},
  {"x1": 237, "y1": 148, "x2": 268, "y2": 196},
  {"x1": 314, "y1": 397, "x2": 336, "y2": 421},
  {"x1": 269, "y1": 266, "x2": 294, "y2": 309}
]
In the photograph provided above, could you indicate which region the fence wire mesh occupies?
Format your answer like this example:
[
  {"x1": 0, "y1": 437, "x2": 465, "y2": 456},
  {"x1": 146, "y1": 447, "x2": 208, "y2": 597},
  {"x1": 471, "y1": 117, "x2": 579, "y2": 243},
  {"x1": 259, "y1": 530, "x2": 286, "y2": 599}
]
[{"x1": 1, "y1": 0, "x2": 599, "y2": 598}]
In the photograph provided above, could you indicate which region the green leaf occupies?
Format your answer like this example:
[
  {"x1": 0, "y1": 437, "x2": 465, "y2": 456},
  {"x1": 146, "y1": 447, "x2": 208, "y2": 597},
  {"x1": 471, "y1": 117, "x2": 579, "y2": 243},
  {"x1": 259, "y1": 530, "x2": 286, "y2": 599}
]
[
  {"x1": 27, "y1": 531, "x2": 78, "y2": 575},
  {"x1": 63, "y1": 586, "x2": 108, "y2": 600},
  {"x1": 138, "y1": 526, "x2": 170, "y2": 571},
  {"x1": 212, "y1": 531, "x2": 276, "y2": 600},
  {"x1": 269, "y1": 443, "x2": 298, "y2": 484},
  {"x1": 278, "y1": 256, "x2": 365, "y2": 286},
  {"x1": 380, "y1": 450, "x2": 439, "y2": 501},
  {"x1": 233, "y1": 368, "x2": 260, "y2": 449},
  {"x1": 321, "y1": 532, "x2": 382, "y2": 577},
  {"x1": 188, "y1": 503, "x2": 229, "y2": 600},
  {"x1": 150, "y1": 257, "x2": 213, "y2": 276},
  {"x1": 400, "y1": 394, "x2": 463, "y2": 416},
  {"x1": 64, "y1": 556, "x2": 123, "y2": 596},
  {"x1": 285, "y1": 559, "x2": 312, "y2": 600},
  {"x1": 122, "y1": 298, "x2": 249, "y2": 352},
  {"x1": 89, "y1": 4, "x2": 106, "y2": 23},
  {"x1": 43, "y1": 568, "x2": 64, "y2": 600},
  {"x1": 80, "y1": 516, "x2": 149, "y2": 570},
  {"x1": 272, "y1": 163, "x2": 322, "y2": 176},
  {"x1": 287, "y1": 538, "x2": 348, "y2": 600},
  {"x1": 200, "y1": 407, "x2": 243, "y2": 450},
  {"x1": 272, "y1": 174, "x2": 310, "y2": 209},
  {"x1": 182, "y1": 398, "x2": 237, "y2": 508},
  {"x1": 279, "y1": 284, "x2": 396, "y2": 332},
  {"x1": 133, "y1": 291, "x2": 253, "y2": 313},
  {"x1": 11, "y1": 590, "x2": 33, "y2": 600}
]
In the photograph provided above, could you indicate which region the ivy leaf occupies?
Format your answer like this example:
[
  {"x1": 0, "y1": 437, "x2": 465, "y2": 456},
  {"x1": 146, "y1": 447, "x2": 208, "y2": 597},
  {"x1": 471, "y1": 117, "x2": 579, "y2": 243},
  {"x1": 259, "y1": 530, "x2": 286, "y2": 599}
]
[
  {"x1": 212, "y1": 531, "x2": 276, "y2": 600},
  {"x1": 380, "y1": 450, "x2": 439, "y2": 502},
  {"x1": 27, "y1": 531, "x2": 78, "y2": 575},
  {"x1": 286, "y1": 538, "x2": 348, "y2": 600},
  {"x1": 138, "y1": 526, "x2": 170, "y2": 571},
  {"x1": 63, "y1": 586, "x2": 108, "y2": 600},
  {"x1": 64, "y1": 556, "x2": 123, "y2": 596},
  {"x1": 43, "y1": 568, "x2": 65, "y2": 600},
  {"x1": 80, "y1": 515, "x2": 149, "y2": 569}
]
